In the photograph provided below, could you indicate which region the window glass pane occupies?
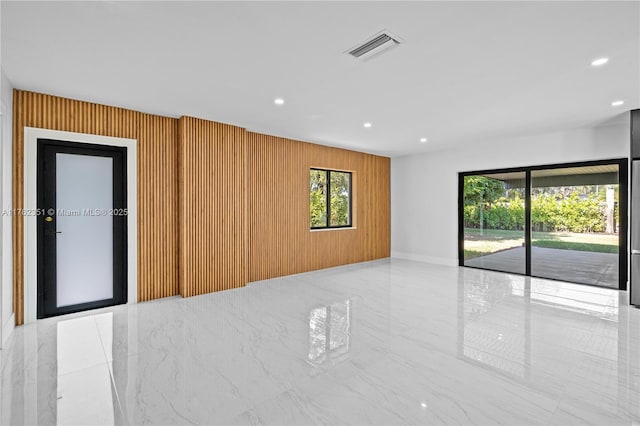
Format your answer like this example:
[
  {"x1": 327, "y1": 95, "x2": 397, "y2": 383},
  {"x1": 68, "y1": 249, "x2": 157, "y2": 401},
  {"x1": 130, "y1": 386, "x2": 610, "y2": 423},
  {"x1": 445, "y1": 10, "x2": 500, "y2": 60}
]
[
  {"x1": 56, "y1": 153, "x2": 114, "y2": 307},
  {"x1": 463, "y1": 172, "x2": 526, "y2": 275},
  {"x1": 329, "y1": 171, "x2": 351, "y2": 227},
  {"x1": 310, "y1": 170, "x2": 328, "y2": 227},
  {"x1": 531, "y1": 165, "x2": 619, "y2": 288}
]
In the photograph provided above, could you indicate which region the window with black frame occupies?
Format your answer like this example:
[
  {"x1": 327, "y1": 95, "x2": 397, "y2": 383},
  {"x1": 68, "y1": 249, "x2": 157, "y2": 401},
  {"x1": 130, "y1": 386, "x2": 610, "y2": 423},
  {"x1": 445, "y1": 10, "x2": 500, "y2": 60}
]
[{"x1": 310, "y1": 169, "x2": 352, "y2": 229}]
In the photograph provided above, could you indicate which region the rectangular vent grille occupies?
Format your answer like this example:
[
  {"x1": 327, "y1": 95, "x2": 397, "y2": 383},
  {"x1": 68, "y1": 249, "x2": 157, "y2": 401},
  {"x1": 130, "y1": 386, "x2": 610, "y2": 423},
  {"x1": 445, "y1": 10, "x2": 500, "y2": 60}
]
[{"x1": 348, "y1": 33, "x2": 399, "y2": 58}]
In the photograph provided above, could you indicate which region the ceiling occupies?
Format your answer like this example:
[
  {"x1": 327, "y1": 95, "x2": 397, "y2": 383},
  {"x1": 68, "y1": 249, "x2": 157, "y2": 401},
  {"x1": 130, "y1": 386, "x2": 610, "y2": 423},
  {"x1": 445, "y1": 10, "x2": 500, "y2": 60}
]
[{"x1": 2, "y1": 1, "x2": 638, "y2": 157}]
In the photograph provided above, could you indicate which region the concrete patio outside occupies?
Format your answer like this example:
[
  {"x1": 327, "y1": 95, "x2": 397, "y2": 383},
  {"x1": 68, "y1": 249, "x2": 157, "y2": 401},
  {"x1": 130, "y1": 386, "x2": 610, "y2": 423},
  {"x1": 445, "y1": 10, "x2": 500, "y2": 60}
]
[{"x1": 465, "y1": 246, "x2": 618, "y2": 288}]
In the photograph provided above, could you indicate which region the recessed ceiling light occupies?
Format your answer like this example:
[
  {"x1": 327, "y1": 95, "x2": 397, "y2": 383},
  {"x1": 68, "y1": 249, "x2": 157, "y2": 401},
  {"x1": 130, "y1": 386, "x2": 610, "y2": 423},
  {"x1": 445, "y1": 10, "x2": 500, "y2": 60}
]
[
  {"x1": 611, "y1": 100, "x2": 624, "y2": 107},
  {"x1": 274, "y1": 98, "x2": 285, "y2": 105},
  {"x1": 420, "y1": 137, "x2": 428, "y2": 143},
  {"x1": 591, "y1": 57, "x2": 609, "y2": 67},
  {"x1": 363, "y1": 122, "x2": 372, "y2": 128}
]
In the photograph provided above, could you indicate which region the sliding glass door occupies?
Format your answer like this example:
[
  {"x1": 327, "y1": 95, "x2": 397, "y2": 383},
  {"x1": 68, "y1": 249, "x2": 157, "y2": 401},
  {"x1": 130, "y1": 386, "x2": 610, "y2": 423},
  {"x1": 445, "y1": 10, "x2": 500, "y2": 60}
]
[{"x1": 459, "y1": 159, "x2": 627, "y2": 290}]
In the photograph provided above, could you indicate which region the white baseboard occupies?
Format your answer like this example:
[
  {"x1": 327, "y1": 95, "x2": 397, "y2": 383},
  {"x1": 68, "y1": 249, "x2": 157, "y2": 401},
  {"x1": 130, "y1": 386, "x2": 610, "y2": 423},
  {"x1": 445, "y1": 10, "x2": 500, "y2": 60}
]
[
  {"x1": 391, "y1": 251, "x2": 458, "y2": 267},
  {"x1": 1, "y1": 313, "x2": 15, "y2": 348}
]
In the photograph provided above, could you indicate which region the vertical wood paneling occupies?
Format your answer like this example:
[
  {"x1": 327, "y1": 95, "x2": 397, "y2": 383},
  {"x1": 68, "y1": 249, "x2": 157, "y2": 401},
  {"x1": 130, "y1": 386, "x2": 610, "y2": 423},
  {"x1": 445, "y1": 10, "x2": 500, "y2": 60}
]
[
  {"x1": 247, "y1": 132, "x2": 390, "y2": 282},
  {"x1": 12, "y1": 89, "x2": 390, "y2": 325},
  {"x1": 178, "y1": 117, "x2": 247, "y2": 297},
  {"x1": 12, "y1": 90, "x2": 179, "y2": 324}
]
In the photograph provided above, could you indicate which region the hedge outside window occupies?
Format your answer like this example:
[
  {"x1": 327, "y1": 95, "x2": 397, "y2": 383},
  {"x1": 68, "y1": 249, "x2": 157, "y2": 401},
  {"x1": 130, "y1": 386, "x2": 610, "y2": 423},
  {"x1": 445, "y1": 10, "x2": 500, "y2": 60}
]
[{"x1": 310, "y1": 169, "x2": 352, "y2": 229}]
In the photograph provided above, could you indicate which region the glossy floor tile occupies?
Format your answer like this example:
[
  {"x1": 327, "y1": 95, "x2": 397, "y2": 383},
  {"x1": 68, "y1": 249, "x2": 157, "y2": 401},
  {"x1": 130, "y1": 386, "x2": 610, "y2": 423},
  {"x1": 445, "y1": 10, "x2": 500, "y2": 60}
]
[{"x1": 2, "y1": 258, "x2": 640, "y2": 425}]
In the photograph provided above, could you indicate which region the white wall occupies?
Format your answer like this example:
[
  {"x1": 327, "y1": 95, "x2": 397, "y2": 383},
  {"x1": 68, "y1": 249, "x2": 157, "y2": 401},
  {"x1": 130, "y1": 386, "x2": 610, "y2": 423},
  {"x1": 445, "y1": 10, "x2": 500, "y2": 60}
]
[
  {"x1": 1, "y1": 67, "x2": 14, "y2": 346},
  {"x1": 391, "y1": 118, "x2": 630, "y2": 266}
]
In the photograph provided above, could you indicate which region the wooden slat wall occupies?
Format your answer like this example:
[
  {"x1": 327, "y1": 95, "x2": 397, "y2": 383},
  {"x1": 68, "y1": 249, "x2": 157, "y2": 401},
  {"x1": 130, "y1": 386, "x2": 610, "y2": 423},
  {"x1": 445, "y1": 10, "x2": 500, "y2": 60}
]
[
  {"x1": 12, "y1": 90, "x2": 179, "y2": 324},
  {"x1": 247, "y1": 132, "x2": 390, "y2": 282},
  {"x1": 178, "y1": 117, "x2": 247, "y2": 297},
  {"x1": 11, "y1": 90, "x2": 390, "y2": 325}
]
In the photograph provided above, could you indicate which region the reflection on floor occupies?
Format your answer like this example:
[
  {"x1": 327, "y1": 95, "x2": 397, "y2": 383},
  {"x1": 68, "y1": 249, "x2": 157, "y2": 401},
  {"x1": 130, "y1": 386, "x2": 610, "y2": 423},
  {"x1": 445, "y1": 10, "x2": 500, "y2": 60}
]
[
  {"x1": 308, "y1": 300, "x2": 351, "y2": 367},
  {"x1": 1, "y1": 259, "x2": 639, "y2": 425},
  {"x1": 465, "y1": 246, "x2": 618, "y2": 288}
]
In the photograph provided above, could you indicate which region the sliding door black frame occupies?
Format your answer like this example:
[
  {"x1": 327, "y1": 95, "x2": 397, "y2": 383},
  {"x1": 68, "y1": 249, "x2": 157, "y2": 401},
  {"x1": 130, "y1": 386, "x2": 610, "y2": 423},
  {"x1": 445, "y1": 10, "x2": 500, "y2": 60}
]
[
  {"x1": 525, "y1": 171, "x2": 532, "y2": 276},
  {"x1": 458, "y1": 158, "x2": 628, "y2": 291}
]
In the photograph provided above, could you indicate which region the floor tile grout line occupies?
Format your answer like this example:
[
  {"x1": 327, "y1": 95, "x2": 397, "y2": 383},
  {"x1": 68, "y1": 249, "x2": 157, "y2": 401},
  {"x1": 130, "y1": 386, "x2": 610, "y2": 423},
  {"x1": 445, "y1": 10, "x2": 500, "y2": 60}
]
[{"x1": 93, "y1": 315, "x2": 128, "y2": 425}]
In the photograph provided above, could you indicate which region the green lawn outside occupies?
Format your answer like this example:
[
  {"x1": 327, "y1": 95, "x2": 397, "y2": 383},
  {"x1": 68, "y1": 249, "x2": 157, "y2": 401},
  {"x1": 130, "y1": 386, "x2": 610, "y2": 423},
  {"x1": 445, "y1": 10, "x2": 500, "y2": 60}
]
[{"x1": 464, "y1": 228, "x2": 618, "y2": 260}]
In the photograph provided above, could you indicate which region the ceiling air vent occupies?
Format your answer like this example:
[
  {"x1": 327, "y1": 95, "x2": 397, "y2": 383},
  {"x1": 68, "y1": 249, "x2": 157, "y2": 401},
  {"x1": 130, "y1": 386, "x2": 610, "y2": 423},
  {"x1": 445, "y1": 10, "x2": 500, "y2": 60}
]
[{"x1": 346, "y1": 30, "x2": 402, "y2": 60}]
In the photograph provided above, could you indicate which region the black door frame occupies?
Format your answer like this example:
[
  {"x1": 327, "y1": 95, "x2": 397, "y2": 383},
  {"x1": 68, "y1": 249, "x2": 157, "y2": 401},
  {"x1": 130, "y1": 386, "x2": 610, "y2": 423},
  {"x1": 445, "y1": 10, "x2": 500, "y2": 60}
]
[
  {"x1": 458, "y1": 158, "x2": 628, "y2": 290},
  {"x1": 37, "y1": 139, "x2": 128, "y2": 319}
]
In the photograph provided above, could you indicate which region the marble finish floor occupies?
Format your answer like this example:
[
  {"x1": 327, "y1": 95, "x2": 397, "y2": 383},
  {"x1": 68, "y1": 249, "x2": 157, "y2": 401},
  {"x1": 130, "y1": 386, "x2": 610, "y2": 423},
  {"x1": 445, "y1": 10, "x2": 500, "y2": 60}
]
[{"x1": 2, "y1": 258, "x2": 640, "y2": 425}]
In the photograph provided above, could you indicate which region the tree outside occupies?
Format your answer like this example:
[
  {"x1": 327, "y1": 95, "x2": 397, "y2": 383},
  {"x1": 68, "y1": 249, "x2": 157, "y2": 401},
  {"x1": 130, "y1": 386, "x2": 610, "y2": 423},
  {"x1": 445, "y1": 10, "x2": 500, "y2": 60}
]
[
  {"x1": 329, "y1": 172, "x2": 350, "y2": 226},
  {"x1": 310, "y1": 170, "x2": 328, "y2": 227},
  {"x1": 310, "y1": 170, "x2": 350, "y2": 228}
]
